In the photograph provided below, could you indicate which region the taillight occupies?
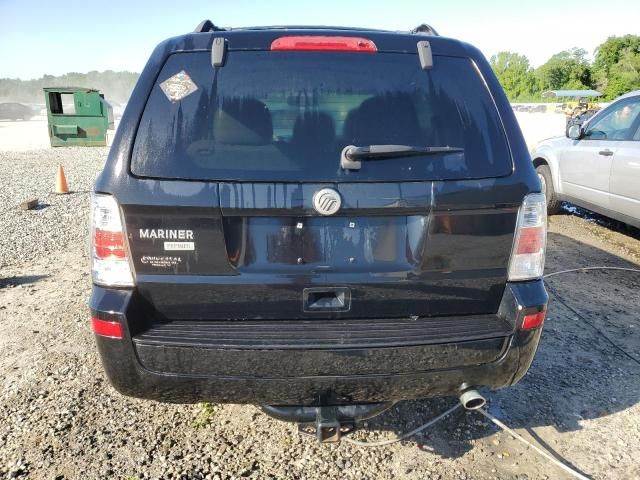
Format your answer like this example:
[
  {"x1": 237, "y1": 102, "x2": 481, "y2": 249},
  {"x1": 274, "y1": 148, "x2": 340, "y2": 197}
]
[
  {"x1": 508, "y1": 193, "x2": 547, "y2": 281},
  {"x1": 91, "y1": 317, "x2": 124, "y2": 339},
  {"x1": 94, "y1": 230, "x2": 126, "y2": 258},
  {"x1": 91, "y1": 194, "x2": 134, "y2": 287},
  {"x1": 521, "y1": 310, "x2": 546, "y2": 330},
  {"x1": 270, "y1": 36, "x2": 377, "y2": 52}
]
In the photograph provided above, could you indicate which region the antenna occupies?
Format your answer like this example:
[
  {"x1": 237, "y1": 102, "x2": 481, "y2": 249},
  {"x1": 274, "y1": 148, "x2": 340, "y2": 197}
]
[
  {"x1": 194, "y1": 20, "x2": 226, "y2": 33},
  {"x1": 410, "y1": 24, "x2": 439, "y2": 36}
]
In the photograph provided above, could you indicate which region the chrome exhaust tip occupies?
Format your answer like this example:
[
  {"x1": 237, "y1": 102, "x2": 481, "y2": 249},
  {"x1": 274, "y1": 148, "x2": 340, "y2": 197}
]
[{"x1": 459, "y1": 388, "x2": 486, "y2": 410}]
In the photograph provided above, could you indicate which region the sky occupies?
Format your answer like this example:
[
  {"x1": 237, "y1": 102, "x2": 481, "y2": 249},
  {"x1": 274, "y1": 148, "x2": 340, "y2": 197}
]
[{"x1": 1, "y1": 0, "x2": 639, "y2": 79}]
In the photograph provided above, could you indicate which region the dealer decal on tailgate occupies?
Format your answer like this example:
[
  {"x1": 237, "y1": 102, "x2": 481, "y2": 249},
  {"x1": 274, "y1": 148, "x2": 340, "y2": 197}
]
[
  {"x1": 126, "y1": 212, "x2": 235, "y2": 275},
  {"x1": 141, "y1": 255, "x2": 183, "y2": 268}
]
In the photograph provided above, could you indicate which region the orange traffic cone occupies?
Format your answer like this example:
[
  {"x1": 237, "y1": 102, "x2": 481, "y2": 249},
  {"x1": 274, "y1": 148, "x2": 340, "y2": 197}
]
[{"x1": 55, "y1": 164, "x2": 69, "y2": 194}]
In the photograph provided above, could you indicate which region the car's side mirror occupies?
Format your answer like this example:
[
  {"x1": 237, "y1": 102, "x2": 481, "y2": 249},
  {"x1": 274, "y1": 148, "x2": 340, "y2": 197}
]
[{"x1": 567, "y1": 124, "x2": 583, "y2": 140}]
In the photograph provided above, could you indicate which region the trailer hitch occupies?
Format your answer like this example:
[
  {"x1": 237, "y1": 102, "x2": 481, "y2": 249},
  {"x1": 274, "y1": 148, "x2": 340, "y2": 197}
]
[
  {"x1": 260, "y1": 402, "x2": 394, "y2": 443},
  {"x1": 297, "y1": 406, "x2": 355, "y2": 442}
]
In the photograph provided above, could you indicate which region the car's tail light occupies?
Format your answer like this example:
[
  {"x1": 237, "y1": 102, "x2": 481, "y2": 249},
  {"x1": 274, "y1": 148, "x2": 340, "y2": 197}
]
[
  {"x1": 270, "y1": 36, "x2": 377, "y2": 52},
  {"x1": 521, "y1": 310, "x2": 546, "y2": 330},
  {"x1": 91, "y1": 194, "x2": 134, "y2": 287},
  {"x1": 508, "y1": 193, "x2": 547, "y2": 281},
  {"x1": 91, "y1": 317, "x2": 124, "y2": 339}
]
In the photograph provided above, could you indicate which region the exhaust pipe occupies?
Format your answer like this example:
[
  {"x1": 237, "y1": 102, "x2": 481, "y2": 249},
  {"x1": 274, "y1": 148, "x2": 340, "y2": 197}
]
[{"x1": 459, "y1": 388, "x2": 486, "y2": 410}]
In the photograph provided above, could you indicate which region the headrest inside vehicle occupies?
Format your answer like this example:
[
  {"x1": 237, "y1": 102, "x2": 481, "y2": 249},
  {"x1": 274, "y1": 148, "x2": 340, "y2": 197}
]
[{"x1": 213, "y1": 97, "x2": 273, "y2": 145}]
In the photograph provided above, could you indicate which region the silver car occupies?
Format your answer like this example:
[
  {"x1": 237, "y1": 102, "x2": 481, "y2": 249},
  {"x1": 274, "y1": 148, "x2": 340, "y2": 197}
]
[{"x1": 531, "y1": 90, "x2": 640, "y2": 228}]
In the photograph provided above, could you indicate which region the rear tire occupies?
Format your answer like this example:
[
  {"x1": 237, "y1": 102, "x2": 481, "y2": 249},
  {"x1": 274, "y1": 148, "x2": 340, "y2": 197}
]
[{"x1": 535, "y1": 164, "x2": 560, "y2": 215}]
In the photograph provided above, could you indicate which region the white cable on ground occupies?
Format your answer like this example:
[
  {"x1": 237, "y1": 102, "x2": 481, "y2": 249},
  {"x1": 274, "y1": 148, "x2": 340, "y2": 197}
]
[
  {"x1": 341, "y1": 403, "x2": 461, "y2": 447},
  {"x1": 543, "y1": 266, "x2": 640, "y2": 279},
  {"x1": 477, "y1": 409, "x2": 590, "y2": 480},
  {"x1": 343, "y1": 403, "x2": 592, "y2": 478}
]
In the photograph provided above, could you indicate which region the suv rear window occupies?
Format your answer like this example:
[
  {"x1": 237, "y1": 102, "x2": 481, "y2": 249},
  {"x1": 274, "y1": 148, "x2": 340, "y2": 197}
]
[{"x1": 131, "y1": 51, "x2": 511, "y2": 182}]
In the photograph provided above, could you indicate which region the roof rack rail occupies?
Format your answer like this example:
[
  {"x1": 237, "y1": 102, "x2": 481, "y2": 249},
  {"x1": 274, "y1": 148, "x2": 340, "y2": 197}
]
[
  {"x1": 410, "y1": 24, "x2": 439, "y2": 36},
  {"x1": 194, "y1": 19, "x2": 226, "y2": 33}
]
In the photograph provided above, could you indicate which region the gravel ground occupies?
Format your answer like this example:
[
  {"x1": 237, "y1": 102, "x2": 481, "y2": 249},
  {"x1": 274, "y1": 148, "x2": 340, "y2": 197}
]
[
  {"x1": 1, "y1": 148, "x2": 640, "y2": 479},
  {"x1": 0, "y1": 148, "x2": 107, "y2": 268}
]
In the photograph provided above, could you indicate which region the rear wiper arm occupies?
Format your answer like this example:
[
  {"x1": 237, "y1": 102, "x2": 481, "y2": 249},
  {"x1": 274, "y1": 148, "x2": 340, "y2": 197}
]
[{"x1": 341, "y1": 144, "x2": 464, "y2": 170}]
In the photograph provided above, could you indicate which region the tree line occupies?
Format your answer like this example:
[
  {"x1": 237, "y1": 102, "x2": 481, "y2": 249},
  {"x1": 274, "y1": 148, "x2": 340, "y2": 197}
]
[
  {"x1": 0, "y1": 70, "x2": 139, "y2": 104},
  {"x1": 2, "y1": 36, "x2": 638, "y2": 106},
  {"x1": 490, "y1": 35, "x2": 640, "y2": 102}
]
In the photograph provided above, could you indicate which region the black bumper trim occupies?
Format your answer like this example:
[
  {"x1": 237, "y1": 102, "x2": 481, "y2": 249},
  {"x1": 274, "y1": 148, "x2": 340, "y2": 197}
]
[
  {"x1": 132, "y1": 315, "x2": 515, "y2": 350},
  {"x1": 134, "y1": 337, "x2": 509, "y2": 377}
]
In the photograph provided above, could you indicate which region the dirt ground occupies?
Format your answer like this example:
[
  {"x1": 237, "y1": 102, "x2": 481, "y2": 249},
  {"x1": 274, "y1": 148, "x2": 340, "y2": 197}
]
[
  {"x1": 0, "y1": 119, "x2": 51, "y2": 151},
  {"x1": 0, "y1": 118, "x2": 639, "y2": 479}
]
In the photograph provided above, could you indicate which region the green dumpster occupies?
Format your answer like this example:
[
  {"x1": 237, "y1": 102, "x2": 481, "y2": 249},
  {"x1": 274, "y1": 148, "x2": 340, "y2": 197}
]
[{"x1": 44, "y1": 87, "x2": 114, "y2": 147}]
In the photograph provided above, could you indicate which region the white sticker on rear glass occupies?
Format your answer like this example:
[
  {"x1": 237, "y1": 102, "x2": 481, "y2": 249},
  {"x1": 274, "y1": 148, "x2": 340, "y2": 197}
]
[
  {"x1": 164, "y1": 241, "x2": 195, "y2": 251},
  {"x1": 159, "y1": 70, "x2": 198, "y2": 102}
]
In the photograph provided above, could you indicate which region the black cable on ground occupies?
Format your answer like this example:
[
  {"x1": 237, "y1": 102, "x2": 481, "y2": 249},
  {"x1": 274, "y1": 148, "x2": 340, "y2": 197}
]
[
  {"x1": 341, "y1": 266, "x2": 640, "y2": 479},
  {"x1": 545, "y1": 283, "x2": 640, "y2": 367},
  {"x1": 340, "y1": 401, "x2": 592, "y2": 479}
]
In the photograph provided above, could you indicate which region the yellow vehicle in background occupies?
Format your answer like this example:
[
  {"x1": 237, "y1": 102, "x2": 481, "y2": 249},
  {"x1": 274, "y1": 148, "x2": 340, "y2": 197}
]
[
  {"x1": 542, "y1": 89, "x2": 602, "y2": 135},
  {"x1": 564, "y1": 99, "x2": 600, "y2": 118}
]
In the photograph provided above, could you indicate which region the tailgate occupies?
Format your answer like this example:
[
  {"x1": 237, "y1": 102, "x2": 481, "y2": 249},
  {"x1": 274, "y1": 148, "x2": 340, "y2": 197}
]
[{"x1": 124, "y1": 179, "x2": 519, "y2": 320}]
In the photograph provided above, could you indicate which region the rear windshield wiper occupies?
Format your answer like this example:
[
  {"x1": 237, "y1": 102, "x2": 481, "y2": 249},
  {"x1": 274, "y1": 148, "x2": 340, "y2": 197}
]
[{"x1": 341, "y1": 144, "x2": 464, "y2": 170}]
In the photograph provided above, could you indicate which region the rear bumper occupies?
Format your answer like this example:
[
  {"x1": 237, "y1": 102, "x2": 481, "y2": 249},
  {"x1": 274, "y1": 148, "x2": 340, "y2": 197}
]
[{"x1": 90, "y1": 280, "x2": 547, "y2": 405}]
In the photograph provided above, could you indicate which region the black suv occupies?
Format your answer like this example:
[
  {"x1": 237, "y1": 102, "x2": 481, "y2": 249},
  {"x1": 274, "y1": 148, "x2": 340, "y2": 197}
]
[{"x1": 90, "y1": 22, "x2": 548, "y2": 438}]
